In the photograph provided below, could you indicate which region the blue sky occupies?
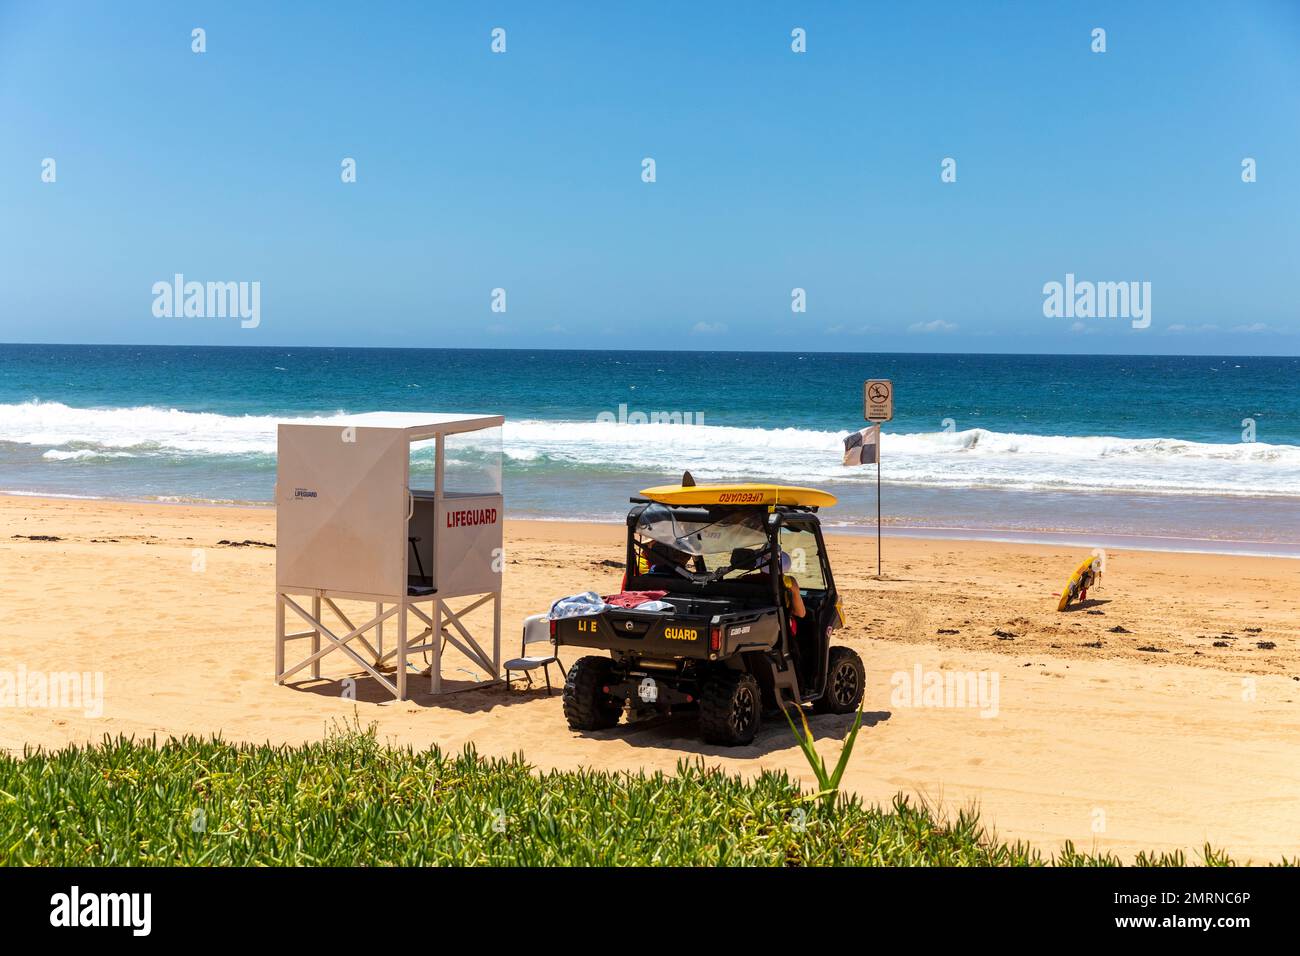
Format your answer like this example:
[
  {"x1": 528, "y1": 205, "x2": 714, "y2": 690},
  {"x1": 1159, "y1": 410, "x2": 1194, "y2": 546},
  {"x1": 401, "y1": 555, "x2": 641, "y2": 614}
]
[{"x1": 1, "y1": 0, "x2": 1297, "y2": 354}]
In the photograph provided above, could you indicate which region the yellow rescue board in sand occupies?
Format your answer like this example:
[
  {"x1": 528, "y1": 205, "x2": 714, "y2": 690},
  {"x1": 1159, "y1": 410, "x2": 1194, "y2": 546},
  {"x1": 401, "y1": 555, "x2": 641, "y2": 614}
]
[
  {"x1": 1057, "y1": 555, "x2": 1101, "y2": 611},
  {"x1": 639, "y1": 483, "x2": 837, "y2": 508}
]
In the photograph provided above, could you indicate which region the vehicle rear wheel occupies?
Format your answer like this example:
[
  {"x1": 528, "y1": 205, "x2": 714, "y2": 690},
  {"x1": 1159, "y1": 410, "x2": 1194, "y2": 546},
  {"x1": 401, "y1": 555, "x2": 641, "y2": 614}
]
[
  {"x1": 699, "y1": 671, "x2": 761, "y2": 746},
  {"x1": 562, "y1": 656, "x2": 622, "y2": 731},
  {"x1": 814, "y1": 646, "x2": 865, "y2": 714}
]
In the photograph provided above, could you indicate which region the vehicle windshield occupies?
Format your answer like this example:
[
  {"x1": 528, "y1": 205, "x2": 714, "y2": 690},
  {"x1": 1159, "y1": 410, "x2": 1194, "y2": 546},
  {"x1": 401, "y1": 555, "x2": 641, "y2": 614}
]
[{"x1": 634, "y1": 504, "x2": 771, "y2": 582}]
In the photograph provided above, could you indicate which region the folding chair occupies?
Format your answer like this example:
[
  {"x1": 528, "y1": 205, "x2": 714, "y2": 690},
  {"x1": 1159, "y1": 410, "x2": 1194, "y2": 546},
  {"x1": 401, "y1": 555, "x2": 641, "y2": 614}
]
[{"x1": 504, "y1": 613, "x2": 565, "y2": 694}]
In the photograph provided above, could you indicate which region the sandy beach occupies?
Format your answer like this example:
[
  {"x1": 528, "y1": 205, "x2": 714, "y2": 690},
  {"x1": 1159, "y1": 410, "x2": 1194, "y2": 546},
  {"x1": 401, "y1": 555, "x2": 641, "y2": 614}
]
[{"x1": 2, "y1": 493, "x2": 1298, "y2": 863}]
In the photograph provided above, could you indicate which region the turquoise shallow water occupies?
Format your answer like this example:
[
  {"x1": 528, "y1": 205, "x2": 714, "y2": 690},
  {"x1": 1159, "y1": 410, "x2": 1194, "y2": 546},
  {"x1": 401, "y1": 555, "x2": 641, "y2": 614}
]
[{"x1": 1, "y1": 345, "x2": 1298, "y2": 552}]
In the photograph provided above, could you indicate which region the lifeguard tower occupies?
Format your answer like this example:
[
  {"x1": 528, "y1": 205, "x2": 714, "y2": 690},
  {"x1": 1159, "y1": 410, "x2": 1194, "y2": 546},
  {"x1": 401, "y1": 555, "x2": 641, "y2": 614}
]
[{"x1": 273, "y1": 413, "x2": 505, "y2": 700}]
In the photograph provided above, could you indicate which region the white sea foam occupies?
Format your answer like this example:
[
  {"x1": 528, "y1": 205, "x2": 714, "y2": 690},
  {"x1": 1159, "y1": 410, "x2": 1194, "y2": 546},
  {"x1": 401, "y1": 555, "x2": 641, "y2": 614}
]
[
  {"x1": 501, "y1": 419, "x2": 1300, "y2": 496},
  {"x1": 2, "y1": 400, "x2": 1298, "y2": 497},
  {"x1": 42, "y1": 449, "x2": 138, "y2": 461}
]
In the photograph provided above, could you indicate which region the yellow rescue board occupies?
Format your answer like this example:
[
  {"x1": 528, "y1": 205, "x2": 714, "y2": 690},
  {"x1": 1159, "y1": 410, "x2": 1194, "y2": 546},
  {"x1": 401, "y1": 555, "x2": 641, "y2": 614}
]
[
  {"x1": 1057, "y1": 555, "x2": 1101, "y2": 611},
  {"x1": 639, "y1": 483, "x2": 837, "y2": 508}
]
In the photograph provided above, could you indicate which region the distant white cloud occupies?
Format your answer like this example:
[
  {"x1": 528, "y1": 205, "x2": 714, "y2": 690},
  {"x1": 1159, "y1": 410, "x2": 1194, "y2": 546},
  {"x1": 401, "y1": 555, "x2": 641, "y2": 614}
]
[
  {"x1": 1069, "y1": 321, "x2": 1087, "y2": 333},
  {"x1": 1165, "y1": 323, "x2": 1221, "y2": 334},
  {"x1": 907, "y1": 320, "x2": 957, "y2": 334},
  {"x1": 825, "y1": 324, "x2": 876, "y2": 336},
  {"x1": 691, "y1": 321, "x2": 727, "y2": 334},
  {"x1": 1232, "y1": 322, "x2": 1270, "y2": 333}
]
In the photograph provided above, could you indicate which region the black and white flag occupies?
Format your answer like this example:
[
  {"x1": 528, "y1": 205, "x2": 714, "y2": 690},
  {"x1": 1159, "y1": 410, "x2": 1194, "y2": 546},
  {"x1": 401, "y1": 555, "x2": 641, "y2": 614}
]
[{"x1": 842, "y1": 425, "x2": 880, "y2": 466}]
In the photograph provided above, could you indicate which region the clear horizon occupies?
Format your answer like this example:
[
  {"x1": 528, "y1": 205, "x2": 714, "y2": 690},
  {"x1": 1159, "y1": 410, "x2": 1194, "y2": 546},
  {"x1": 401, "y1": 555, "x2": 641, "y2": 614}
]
[
  {"x1": 3, "y1": 1, "x2": 1298, "y2": 355},
  {"x1": 2, "y1": 341, "x2": 1298, "y2": 359}
]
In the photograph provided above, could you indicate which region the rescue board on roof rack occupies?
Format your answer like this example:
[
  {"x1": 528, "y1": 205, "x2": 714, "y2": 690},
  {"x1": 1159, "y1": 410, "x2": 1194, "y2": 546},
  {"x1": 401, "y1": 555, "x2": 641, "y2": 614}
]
[{"x1": 637, "y1": 483, "x2": 837, "y2": 508}]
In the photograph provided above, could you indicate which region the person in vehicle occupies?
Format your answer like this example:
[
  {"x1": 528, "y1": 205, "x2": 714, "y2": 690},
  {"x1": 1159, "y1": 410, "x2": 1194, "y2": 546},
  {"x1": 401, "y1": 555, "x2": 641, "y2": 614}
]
[
  {"x1": 638, "y1": 540, "x2": 701, "y2": 577},
  {"x1": 779, "y1": 550, "x2": 806, "y2": 620},
  {"x1": 739, "y1": 547, "x2": 806, "y2": 619}
]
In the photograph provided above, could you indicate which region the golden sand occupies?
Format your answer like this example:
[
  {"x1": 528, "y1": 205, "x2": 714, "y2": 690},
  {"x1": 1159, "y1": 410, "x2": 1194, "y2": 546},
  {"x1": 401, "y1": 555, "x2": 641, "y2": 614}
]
[{"x1": 2, "y1": 494, "x2": 1298, "y2": 861}]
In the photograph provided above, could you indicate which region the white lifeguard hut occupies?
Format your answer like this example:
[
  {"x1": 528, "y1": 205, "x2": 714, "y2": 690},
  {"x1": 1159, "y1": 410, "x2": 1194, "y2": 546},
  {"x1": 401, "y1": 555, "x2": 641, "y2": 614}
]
[{"x1": 273, "y1": 413, "x2": 505, "y2": 700}]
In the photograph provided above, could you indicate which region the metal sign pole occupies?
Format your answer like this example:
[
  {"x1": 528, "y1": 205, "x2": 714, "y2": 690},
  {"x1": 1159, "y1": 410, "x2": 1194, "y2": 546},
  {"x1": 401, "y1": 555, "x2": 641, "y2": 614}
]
[
  {"x1": 862, "y1": 379, "x2": 893, "y2": 581},
  {"x1": 876, "y1": 449, "x2": 882, "y2": 577}
]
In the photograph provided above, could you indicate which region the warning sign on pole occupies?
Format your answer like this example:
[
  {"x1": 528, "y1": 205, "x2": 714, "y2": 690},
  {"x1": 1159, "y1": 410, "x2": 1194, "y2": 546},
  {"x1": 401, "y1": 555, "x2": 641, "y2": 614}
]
[
  {"x1": 852, "y1": 380, "x2": 892, "y2": 578},
  {"x1": 864, "y1": 380, "x2": 893, "y2": 422}
]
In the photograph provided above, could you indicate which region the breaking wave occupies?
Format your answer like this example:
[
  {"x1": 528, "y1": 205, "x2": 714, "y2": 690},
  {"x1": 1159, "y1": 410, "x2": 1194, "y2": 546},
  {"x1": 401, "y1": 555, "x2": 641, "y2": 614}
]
[{"x1": 2, "y1": 400, "x2": 1298, "y2": 498}]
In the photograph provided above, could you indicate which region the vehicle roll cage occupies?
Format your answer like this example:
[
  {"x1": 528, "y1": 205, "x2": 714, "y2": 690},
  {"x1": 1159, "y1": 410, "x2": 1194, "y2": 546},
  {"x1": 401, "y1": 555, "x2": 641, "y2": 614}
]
[{"x1": 623, "y1": 500, "x2": 833, "y2": 612}]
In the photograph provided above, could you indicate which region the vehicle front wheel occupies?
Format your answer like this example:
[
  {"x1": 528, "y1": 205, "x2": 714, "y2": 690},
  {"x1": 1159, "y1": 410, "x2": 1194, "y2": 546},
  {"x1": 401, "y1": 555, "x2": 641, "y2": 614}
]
[
  {"x1": 699, "y1": 671, "x2": 761, "y2": 746},
  {"x1": 813, "y1": 646, "x2": 865, "y2": 714},
  {"x1": 562, "y1": 656, "x2": 622, "y2": 731}
]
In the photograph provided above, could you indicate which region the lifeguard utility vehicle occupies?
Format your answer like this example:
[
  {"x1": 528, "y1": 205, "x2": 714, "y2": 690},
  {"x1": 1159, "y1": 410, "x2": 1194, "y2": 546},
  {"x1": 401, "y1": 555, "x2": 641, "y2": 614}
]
[{"x1": 554, "y1": 477, "x2": 864, "y2": 746}]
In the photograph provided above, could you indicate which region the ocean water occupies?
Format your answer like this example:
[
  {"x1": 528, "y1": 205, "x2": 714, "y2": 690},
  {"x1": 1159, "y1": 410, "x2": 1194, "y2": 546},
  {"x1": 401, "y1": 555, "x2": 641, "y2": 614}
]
[{"x1": 1, "y1": 345, "x2": 1298, "y2": 553}]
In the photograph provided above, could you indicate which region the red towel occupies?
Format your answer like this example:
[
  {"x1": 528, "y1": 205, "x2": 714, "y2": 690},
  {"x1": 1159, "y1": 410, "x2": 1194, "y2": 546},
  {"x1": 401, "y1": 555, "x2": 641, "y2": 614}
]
[{"x1": 604, "y1": 590, "x2": 668, "y2": 608}]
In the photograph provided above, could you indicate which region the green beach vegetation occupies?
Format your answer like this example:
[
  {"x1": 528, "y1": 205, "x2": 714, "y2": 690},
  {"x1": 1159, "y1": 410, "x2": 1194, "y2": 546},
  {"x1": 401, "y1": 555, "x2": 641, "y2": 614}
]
[{"x1": 0, "y1": 720, "x2": 1279, "y2": 867}]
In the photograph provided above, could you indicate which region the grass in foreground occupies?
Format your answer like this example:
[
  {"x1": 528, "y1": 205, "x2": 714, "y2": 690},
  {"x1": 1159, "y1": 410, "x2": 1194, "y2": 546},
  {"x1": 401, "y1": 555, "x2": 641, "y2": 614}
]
[{"x1": 0, "y1": 722, "x2": 1277, "y2": 866}]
